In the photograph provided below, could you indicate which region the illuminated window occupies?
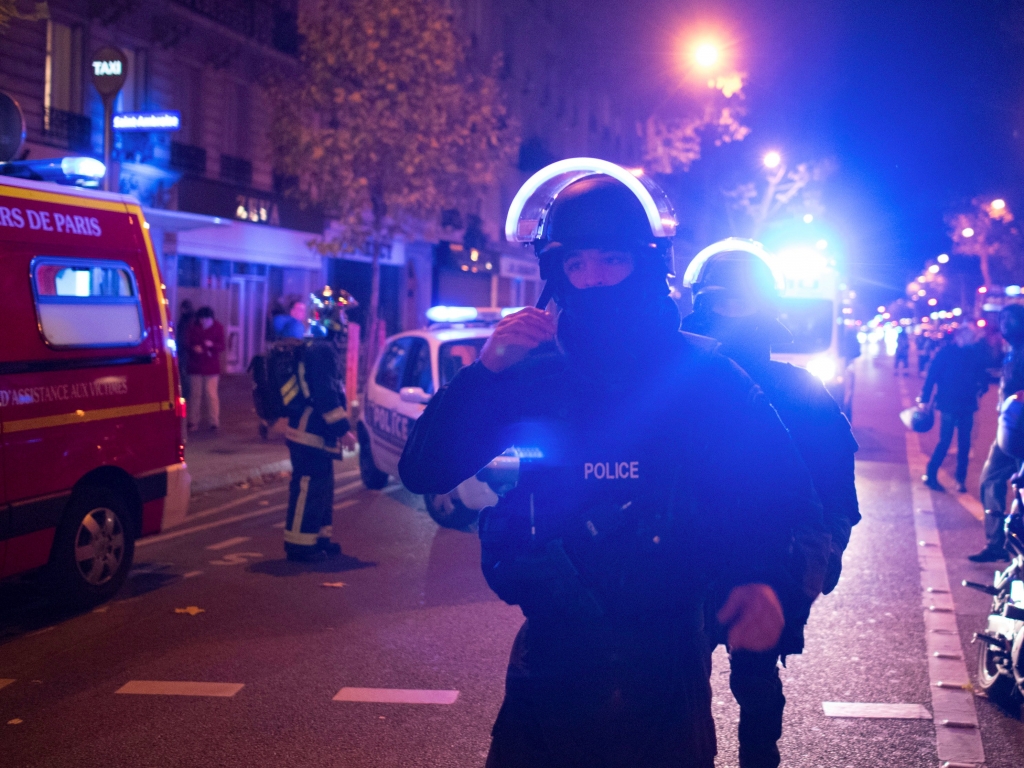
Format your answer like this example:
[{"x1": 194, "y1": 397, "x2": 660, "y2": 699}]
[{"x1": 32, "y1": 258, "x2": 143, "y2": 347}]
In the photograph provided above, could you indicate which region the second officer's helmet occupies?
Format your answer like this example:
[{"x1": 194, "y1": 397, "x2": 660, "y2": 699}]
[
  {"x1": 505, "y1": 158, "x2": 678, "y2": 301},
  {"x1": 682, "y1": 238, "x2": 786, "y2": 316}
]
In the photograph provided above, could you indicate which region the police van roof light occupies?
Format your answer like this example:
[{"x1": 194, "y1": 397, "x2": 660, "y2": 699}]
[{"x1": 426, "y1": 306, "x2": 479, "y2": 324}]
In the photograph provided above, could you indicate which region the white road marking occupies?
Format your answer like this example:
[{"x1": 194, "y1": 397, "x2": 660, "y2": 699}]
[
  {"x1": 205, "y1": 536, "x2": 251, "y2": 551},
  {"x1": 116, "y1": 681, "x2": 244, "y2": 697},
  {"x1": 900, "y1": 379, "x2": 985, "y2": 766},
  {"x1": 208, "y1": 552, "x2": 263, "y2": 566},
  {"x1": 0, "y1": 679, "x2": 15, "y2": 691},
  {"x1": 823, "y1": 702, "x2": 932, "y2": 719},
  {"x1": 142, "y1": 477, "x2": 369, "y2": 548},
  {"x1": 183, "y1": 570, "x2": 204, "y2": 579},
  {"x1": 138, "y1": 504, "x2": 287, "y2": 547},
  {"x1": 183, "y1": 468, "x2": 360, "y2": 525},
  {"x1": 333, "y1": 687, "x2": 459, "y2": 704}
]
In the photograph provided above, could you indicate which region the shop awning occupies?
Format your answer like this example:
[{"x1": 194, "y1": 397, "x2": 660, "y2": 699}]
[{"x1": 173, "y1": 217, "x2": 323, "y2": 271}]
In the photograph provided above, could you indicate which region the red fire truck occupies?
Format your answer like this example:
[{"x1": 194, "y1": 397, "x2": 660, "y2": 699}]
[{"x1": 0, "y1": 172, "x2": 189, "y2": 606}]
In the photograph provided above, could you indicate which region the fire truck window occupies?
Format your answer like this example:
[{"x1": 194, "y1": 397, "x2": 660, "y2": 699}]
[{"x1": 32, "y1": 258, "x2": 144, "y2": 348}]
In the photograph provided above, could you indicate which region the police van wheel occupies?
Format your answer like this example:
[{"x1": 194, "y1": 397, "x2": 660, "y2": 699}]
[
  {"x1": 48, "y1": 487, "x2": 135, "y2": 608},
  {"x1": 423, "y1": 493, "x2": 479, "y2": 530},
  {"x1": 358, "y1": 428, "x2": 389, "y2": 490}
]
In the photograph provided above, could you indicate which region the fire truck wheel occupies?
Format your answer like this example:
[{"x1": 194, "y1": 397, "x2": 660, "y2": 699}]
[
  {"x1": 49, "y1": 486, "x2": 136, "y2": 608},
  {"x1": 358, "y1": 426, "x2": 389, "y2": 490}
]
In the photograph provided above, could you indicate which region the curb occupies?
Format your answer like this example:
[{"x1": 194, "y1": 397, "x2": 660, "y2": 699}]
[{"x1": 189, "y1": 458, "x2": 293, "y2": 495}]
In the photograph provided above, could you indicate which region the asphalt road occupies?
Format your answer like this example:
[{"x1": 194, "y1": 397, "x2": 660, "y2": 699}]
[{"x1": 1, "y1": 347, "x2": 1023, "y2": 767}]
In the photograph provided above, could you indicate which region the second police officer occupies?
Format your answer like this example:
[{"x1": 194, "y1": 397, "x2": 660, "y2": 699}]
[
  {"x1": 281, "y1": 290, "x2": 357, "y2": 562},
  {"x1": 680, "y1": 239, "x2": 860, "y2": 768},
  {"x1": 399, "y1": 159, "x2": 829, "y2": 767}
]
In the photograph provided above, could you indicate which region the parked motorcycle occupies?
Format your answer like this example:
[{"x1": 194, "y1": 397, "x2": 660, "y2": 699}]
[{"x1": 968, "y1": 471, "x2": 1024, "y2": 705}]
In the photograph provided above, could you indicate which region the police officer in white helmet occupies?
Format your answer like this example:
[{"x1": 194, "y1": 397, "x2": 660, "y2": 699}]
[{"x1": 400, "y1": 160, "x2": 826, "y2": 767}]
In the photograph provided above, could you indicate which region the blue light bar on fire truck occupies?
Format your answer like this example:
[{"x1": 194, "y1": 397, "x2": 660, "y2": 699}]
[
  {"x1": 505, "y1": 157, "x2": 677, "y2": 244},
  {"x1": 0, "y1": 156, "x2": 107, "y2": 188},
  {"x1": 682, "y1": 237, "x2": 787, "y2": 292}
]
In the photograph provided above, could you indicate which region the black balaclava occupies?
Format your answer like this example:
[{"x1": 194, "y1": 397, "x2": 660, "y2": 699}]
[
  {"x1": 537, "y1": 176, "x2": 679, "y2": 377},
  {"x1": 680, "y1": 251, "x2": 788, "y2": 375}
]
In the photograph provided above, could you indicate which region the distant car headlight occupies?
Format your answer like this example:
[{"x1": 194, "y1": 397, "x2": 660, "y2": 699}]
[{"x1": 806, "y1": 355, "x2": 837, "y2": 382}]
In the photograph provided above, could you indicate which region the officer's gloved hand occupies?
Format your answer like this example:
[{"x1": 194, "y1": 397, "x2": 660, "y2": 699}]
[
  {"x1": 480, "y1": 308, "x2": 556, "y2": 373},
  {"x1": 717, "y1": 583, "x2": 785, "y2": 652}
]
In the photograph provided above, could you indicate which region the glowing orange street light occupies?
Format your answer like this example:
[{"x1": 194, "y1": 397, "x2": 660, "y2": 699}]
[
  {"x1": 693, "y1": 42, "x2": 721, "y2": 69},
  {"x1": 992, "y1": 199, "x2": 1006, "y2": 210}
]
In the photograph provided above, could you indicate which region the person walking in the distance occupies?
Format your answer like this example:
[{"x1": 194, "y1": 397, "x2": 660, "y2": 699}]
[
  {"x1": 974, "y1": 304, "x2": 1024, "y2": 561},
  {"x1": 920, "y1": 325, "x2": 990, "y2": 493},
  {"x1": 186, "y1": 306, "x2": 226, "y2": 432},
  {"x1": 894, "y1": 328, "x2": 911, "y2": 375}
]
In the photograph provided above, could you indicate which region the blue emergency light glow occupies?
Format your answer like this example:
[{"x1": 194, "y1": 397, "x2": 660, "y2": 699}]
[
  {"x1": 1, "y1": 156, "x2": 106, "y2": 187},
  {"x1": 112, "y1": 112, "x2": 181, "y2": 132},
  {"x1": 1007, "y1": 285, "x2": 1022, "y2": 297},
  {"x1": 500, "y1": 306, "x2": 527, "y2": 317},
  {"x1": 60, "y1": 156, "x2": 106, "y2": 179},
  {"x1": 426, "y1": 306, "x2": 479, "y2": 323}
]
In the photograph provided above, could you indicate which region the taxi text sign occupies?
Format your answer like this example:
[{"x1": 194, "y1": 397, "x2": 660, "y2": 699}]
[{"x1": 91, "y1": 47, "x2": 128, "y2": 101}]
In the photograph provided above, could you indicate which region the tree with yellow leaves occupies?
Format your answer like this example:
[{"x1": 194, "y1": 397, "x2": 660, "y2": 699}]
[
  {"x1": 0, "y1": 1, "x2": 47, "y2": 36},
  {"x1": 268, "y1": 0, "x2": 516, "y2": 372}
]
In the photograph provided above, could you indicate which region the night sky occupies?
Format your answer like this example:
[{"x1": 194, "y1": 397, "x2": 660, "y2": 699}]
[{"x1": 622, "y1": 0, "x2": 1024, "y2": 307}]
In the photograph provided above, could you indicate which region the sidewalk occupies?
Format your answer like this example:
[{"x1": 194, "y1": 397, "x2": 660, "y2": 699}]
[{"x1": 184, "y1": 374, "x2": 292, "y2": 494}]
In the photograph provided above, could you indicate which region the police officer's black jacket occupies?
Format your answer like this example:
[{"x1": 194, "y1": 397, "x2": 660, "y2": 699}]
[
  {"x1": 400, "y1": 331, "x2": 826, "y2": 631},
  {"x1": 749, "y1": 360, "x2": 858, "y2": 576},
  {"x1": 1001, "y1": 345, "x2": 1024, "y2": 402}
]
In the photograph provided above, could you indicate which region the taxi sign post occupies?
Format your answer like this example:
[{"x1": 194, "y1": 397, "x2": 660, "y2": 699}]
[{"x1": 90, "y1": 47, "x2": 128, "y2": 191}]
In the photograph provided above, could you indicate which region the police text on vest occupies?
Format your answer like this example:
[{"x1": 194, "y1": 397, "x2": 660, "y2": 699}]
[{"x1": 584, "y1": 461, "x2": 639, "y2": 480}]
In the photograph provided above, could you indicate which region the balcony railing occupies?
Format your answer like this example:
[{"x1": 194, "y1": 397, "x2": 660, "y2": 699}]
[
  {"x1": 220, "y1": 154, "x2": 253, "y2": 187},
  {"x1": 170, "y1": 141, "x2": 207, "y2": 176},
  {"x1": 41, "y1": 108, "x2": 92, "y2": 153},
  {"x1": 171, "y1": 0, "x2": 297, "y2": 53}
]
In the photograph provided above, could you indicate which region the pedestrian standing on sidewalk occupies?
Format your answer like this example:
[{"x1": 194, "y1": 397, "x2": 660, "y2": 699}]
[
  {"x1": 176, "y1": 300, "x2": 195, "y2": 401},
  {"x1": 282, "y1": 291, "x2": 356, "y2": 562},
  {"x1": 186, "y1": 306, "x2": 226, "y2": 432},
  {"x1": 681, "y1": 242, "x2": 859, "y2": 768},
  {"x1": 973, "y1": 304, "x2": 1024, "y2": 562},
  {"x1": 920, "y1": 324, "x2": 990, "y2": 493}
]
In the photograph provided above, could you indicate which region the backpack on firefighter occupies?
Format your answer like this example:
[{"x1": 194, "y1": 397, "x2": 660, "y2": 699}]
[{"x1": 249, "y1": 338, "x2": 309, "y2": 430}]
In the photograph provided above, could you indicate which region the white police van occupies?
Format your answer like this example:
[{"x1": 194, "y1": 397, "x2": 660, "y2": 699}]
[{"x1": 357, "y1": 306, "x2": 521, "y2": 529}]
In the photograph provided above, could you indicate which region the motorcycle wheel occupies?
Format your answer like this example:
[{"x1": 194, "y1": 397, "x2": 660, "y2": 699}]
[
  {"x1": 423, "y1": 492, "x2": 478, "y2": 530},
  {"x1": 976, "y1": 639, "x2": 1016, "y2": 705}
]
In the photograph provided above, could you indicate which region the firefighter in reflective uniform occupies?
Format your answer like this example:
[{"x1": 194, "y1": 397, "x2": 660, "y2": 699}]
[
  {"x1": 681, "y1": 241, "x2": 860, "y2": 768},
  {"x1": 399, "y1": 160, "x2": 827, "y2": 768},
  {"x1": 283, "y1": 290, "x2": 357, "y2": 562}
]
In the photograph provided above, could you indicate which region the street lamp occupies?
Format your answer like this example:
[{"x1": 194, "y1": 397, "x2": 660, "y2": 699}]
[
  {"x1": 763, "y1": 151, "x2": 782, "y2": 169},
  {"x1": 693, "y1": 41, "x2": 721, "y2": 70},
  {"x1": 992, "y1": 199, "x2": 1006, "y2": 210}
]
